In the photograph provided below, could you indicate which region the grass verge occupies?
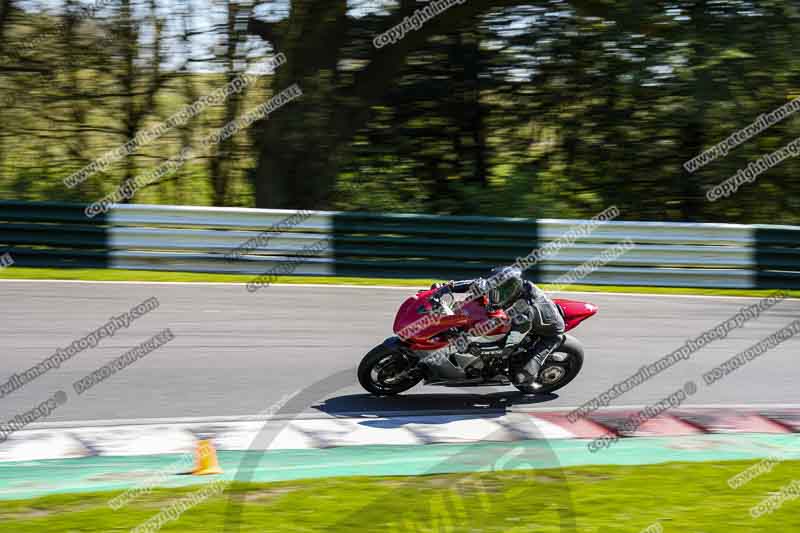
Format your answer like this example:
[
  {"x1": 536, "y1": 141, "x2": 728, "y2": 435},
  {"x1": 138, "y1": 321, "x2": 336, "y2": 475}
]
[
  {"x1": 0, "y1": 266, "x2": 796, "y2": 298},
  {"x1": 0, "y1": 460, "x2": 798, "y2": 532}
]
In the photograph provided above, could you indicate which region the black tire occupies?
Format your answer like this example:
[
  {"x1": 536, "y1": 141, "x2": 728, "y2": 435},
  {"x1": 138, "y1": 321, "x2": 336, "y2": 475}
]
[
  {"x1": 514, "y1": 335, "x2": 584, "y2": 395},
  {"x1": 358, "y1": 344, "x2": 422, "y2": 396}
]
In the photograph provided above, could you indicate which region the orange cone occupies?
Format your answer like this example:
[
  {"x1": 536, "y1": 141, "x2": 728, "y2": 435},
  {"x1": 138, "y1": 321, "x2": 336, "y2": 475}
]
[{"x1": 192, "y1": 439, "x2": 224, "y2": 475}]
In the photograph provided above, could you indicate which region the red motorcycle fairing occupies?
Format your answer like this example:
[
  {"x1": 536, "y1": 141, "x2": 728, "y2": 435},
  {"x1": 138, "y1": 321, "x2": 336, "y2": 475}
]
[
  {"x1": 553, "y1": 299, "x2": 599, "y2": 331},
  {"x1": 393, "y1": 288, "x2": 511, "y2": 351},
  {"x1": 393, "y1": 289, "x2": 597, "y2": 352}
]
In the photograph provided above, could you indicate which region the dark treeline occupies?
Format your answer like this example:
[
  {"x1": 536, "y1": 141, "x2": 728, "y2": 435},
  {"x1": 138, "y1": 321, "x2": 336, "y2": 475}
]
[{"x1": 0, "y1": 0, "x2": 798, "y2": 223}]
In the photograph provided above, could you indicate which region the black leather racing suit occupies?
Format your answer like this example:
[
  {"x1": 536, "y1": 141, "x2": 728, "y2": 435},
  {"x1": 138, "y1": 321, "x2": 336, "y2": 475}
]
[{"x1": 448, "y1": 278, "x2": 566, "y2": 384}]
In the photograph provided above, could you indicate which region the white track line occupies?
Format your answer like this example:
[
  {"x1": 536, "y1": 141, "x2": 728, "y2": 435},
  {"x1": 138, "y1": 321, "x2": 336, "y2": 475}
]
[
  {"x1": 25, "y1": 404, "x2": 800, "y2": 432},
  {"x1": 0, "y1": 278, "x2": 789, "y2": 300},
  {"x1": 517, "y1": 403, "x2": 800, "y2": 412}
]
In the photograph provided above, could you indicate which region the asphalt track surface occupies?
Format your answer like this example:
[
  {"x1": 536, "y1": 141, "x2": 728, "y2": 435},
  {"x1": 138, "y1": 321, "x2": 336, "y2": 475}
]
[{"x1": 1, "y1": 280, "x2": 799, "y2": 424}]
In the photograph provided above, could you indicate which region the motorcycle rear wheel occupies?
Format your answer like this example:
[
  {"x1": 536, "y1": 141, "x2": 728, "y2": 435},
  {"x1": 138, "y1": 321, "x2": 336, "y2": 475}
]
[
  {"x1": 514, "y1": 335, "x2": 584, "y2": 395},
  {"x1": 358, "y1": 344, "x2": 422, "y2": 396}
]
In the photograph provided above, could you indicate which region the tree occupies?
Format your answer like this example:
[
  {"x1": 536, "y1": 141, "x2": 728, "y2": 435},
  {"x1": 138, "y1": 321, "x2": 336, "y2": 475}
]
[{"x1": 245, "y1": 0, "x2": 667, "y2": 209}]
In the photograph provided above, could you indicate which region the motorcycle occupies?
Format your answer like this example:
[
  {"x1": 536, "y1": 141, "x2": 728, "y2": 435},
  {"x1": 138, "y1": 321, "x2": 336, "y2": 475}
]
[{"x1": 358, "y1": 286, "x2": 597, "y2": 396}]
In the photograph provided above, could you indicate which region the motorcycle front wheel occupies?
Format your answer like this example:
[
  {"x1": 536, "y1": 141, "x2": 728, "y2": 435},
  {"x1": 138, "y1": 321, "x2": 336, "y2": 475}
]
[
  {"x1": 514, "y1": 335, "x2": 584, "y2": 395},
  {"x1": 358, "y1": 344, "x2": 422, "y2": 396}
]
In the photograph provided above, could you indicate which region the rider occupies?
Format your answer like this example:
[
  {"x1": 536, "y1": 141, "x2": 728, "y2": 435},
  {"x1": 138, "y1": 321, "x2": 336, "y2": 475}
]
[{"x1": 432, "y1": 266, "x2": 565, "y2": 385}]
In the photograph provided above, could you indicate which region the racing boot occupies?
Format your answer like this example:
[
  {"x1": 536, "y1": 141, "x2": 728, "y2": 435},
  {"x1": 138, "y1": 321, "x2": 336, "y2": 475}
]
[{"x1": 513, "y1": 336, "x2": 562, "y2": 385}]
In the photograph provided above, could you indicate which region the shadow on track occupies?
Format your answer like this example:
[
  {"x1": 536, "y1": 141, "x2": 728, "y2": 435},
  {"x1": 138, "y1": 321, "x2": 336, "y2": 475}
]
[{"x1": 312, "y1": 390, "x2": 560, "y2": 417}]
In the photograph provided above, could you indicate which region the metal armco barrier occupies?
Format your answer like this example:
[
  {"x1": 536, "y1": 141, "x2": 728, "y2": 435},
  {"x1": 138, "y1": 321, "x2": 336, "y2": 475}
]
[{"x1": 0, "y1": 200, "x2": 798, "y2": 288}]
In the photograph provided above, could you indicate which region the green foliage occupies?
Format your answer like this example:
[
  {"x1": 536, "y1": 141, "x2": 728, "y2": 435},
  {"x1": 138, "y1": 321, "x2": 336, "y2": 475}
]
[{"x1": 1, "y1": 1, "x2": 799, "y2": 223}]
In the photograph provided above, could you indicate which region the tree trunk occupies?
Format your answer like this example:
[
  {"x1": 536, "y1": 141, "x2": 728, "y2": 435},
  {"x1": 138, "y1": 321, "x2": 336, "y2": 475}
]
[
  {"x1": 209, "y1": 0, "x2": 243, "y2": 207},
  {"x1": 247, "y1": 0, "x2": 667, "y2": 209},
  {"x1": 679, "y1": 0, "x2": 711, "y2": 222},
  {"x1": 250, "y1": 0, "x2": 347, "y2": 208}
]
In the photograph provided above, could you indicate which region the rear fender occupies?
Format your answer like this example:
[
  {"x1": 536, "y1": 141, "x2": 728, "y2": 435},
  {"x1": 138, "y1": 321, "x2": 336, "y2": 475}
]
[{"x1": 559, "y1": 334, "x2": 582, "y2": 353}]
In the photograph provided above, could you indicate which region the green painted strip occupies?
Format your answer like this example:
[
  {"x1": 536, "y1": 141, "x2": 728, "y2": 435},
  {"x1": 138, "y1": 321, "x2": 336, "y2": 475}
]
[{"x1": 2, "y1": 434, "x2": 799, "y2": 501}]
